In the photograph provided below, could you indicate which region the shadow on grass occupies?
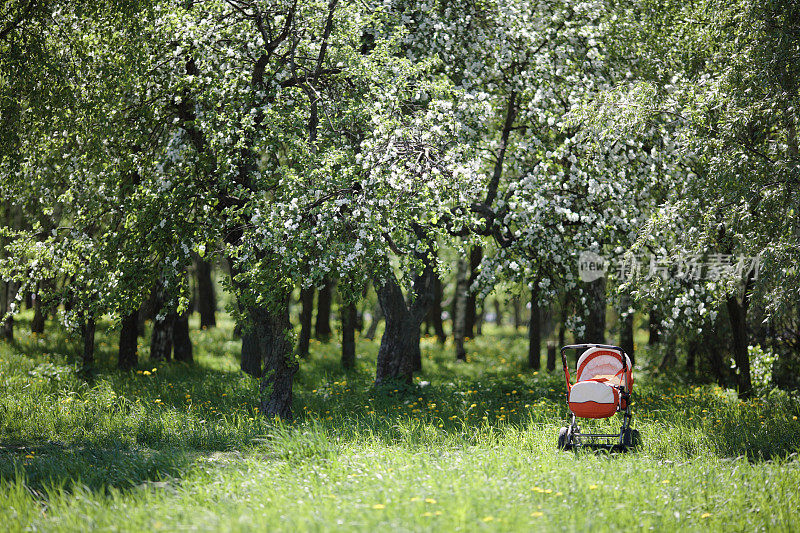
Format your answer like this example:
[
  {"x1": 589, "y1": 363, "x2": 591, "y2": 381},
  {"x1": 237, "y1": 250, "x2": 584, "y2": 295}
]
[{"x1": 0, "y1": 440, "x2": 194, "y2": 495}]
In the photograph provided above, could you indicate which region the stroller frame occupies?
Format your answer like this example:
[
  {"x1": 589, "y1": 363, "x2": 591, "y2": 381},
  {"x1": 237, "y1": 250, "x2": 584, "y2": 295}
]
[{"x1": 558, "y1": 343, "x2": 639, "y2": 451}]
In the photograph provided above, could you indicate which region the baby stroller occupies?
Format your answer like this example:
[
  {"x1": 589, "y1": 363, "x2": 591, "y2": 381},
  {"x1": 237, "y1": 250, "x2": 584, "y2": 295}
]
[{"x1": 557, "y1": 344, "x2": 640, "y2": 451}]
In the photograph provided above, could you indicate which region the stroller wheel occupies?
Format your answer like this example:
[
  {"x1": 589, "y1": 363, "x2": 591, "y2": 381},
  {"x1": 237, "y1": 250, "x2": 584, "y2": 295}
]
[
  {"x1": 622, "y1": 428, "x2": 641, "y2": 449},
  {"x1": 558, "y1": 427, "x2": 572, "y2": 450}
]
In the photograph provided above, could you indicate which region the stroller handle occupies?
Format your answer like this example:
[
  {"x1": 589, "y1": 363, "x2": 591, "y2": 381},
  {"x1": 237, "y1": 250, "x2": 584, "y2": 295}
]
[{"x1": 560, "y1": 344, "x2": 629, "y2": 392}]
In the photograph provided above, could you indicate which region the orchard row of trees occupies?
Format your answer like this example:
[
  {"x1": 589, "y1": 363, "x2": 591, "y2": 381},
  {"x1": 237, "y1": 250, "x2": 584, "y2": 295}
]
[{"x1": 1, "y1": 0, "x2": 798, "y2": 417}]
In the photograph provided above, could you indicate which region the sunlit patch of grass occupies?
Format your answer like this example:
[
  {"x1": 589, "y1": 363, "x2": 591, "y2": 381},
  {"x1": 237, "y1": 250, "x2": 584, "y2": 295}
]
[{"x1": 1, "y1": 313, "x2": 799, "y2": 531}]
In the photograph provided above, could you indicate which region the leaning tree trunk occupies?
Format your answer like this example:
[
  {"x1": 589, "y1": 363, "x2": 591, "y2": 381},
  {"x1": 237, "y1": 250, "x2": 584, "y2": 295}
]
[
  {"x1": 341, "y1": 301, "x2": 357, "y2": 370},
  {"x1": 249, "y1": 299, "x2": 297, "y2": 419},
  {"x1": 172, "y1": 311, "x2": 193, "y2": 363},
  {"x1": 118, "y1": 309, "x2": 139, "y2": 370},
  {"x1": 315, "y1": 278, "x2": 333, "y2": 341},
  {"x1": 528, "y1": 284, "x2": 541, "y2": 370},
  {"x1": 195, "y1": 258, "x2": 216, "y2": 328},
  {"x1": 727, "y1": 295, "x2": 753, "y2": 398},
  {"x1": 452, "y1": 257, "x2": 470, "y2": 361},
  {"x1": 581, "y1": 276, "x2": 606, "y2": 343},
  {"x1": 297, "y1": 286, "x2": 314, "y2": 357}
]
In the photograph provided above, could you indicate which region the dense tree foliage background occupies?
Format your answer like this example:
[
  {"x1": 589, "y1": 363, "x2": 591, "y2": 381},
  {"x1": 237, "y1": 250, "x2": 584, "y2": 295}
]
[{"x1": 1, "y1": 0, "x2": 798, "y2": 415}]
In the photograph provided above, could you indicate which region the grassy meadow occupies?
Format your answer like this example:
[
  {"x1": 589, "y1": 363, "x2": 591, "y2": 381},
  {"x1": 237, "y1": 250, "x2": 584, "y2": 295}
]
[{"x1": 1, "y1": 312, "x2": 800, "y2": 531}]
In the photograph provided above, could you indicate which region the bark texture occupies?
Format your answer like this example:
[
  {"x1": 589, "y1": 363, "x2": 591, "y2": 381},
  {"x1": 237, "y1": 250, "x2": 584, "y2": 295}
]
[
  {"x1": 452, "y1": 257, "x2": 470, "y2": 361},
  {"x1": 297, "y1": 286, "x2": 314, "y2": 357},
  {"x1": 81, "y1": 314, "x2": 96, "y2": 373},
  {"x1": 341, "y1": 301, "x2": 357, "y2": 370},
  {"x1": 195, "y1": 258, "x2": 216, "y2": 328},
  {"x1": 428, "y1": 274, "x2": 446, "y2": 344},
  {"x1": 150, "y1": 312, "x2": 174, "y2": 362},
  {"x1": 172, "y1": 311, "x2": 193, "y2": 363},
  {"x1": 619, "y1": 295, "x2": 635, "y2": 363},
  {"x1": 374, "y1": 264, "x2": 433, "y2": 384},
  {"x1": 31, "y1": 287, "x2": 44, "y2": 334},
  {"x1": 251, "y1": 300, "x2": 297, "y2": 419},
  {"x1": 240, "y1": 330, "x2": 262, "y2": 377},
  {"x1": 464, "y1": 246, "x2": 483, "y2": 338},
  {"x1": 118, "y1": 309, "x2": 139, "y2": 370},
  {"x1": 727, "y1": 295, "x2": 753, "y2": 398},
  {"x1": 315, "y1": 278, "x2": 333, "y2": 341},
  {"x1": 528, "y1": 285, "x2": 541, "y2": 370}
]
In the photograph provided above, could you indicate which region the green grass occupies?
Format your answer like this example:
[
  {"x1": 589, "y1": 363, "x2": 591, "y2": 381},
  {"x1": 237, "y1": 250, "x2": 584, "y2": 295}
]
[{"x1": 1, "y1": 313, "x2": 800, "y2": 531}]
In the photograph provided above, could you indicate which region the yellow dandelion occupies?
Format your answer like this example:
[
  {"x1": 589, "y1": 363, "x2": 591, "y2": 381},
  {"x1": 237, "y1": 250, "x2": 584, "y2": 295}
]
[
  {"x1": 701, "y1": 513, "x2": 711, "y2": 518},
  {"x1": 589, "y1": 485, "x2": 597, "y2": 490},
  {"x1": 371, "y1": 504, "x2": 385, "y2": 510},
  {"x1": 143, "y1": 370, "x2": 151, "y2": 376},
  {"x1": 661, "y1": 480, "x2": 669, "y2": 484},
  {"x1": 25, "y1": 454, "x2": 34, "y2": 459},
  {"x1": 422, "y1": 512, "x2": 433, "y2": 517},
  {"x1": 425, "y1": 498, "x2": 437, "y2": 504},
  {"x1": 531, "y1": 512, "x2": 543, "y2": 517},
  {"x1": 482, "y1": 516, "x2": 494, "y2": 522}
]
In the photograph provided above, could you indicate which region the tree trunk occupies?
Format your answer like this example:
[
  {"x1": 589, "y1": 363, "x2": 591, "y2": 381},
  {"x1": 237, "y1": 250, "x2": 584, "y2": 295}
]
[
  {"x1": 528, "y1": 285, "x2": 541, "y2": 370},
  {"x1": 81, "y1": 314, "x2": 96, "y2": 373},
  {"x1": 512, "y1": 296, "x2": 522, "y2": 330},
  {"x1": 375, "y1": 275, "x2": 418, "y2": 384},
  {"x1": 315, "y1": 278, "x2": 333, "y2": 341},
  {"x1": 452, "y1": 258, "x2": 470, "y2": 361},
  {"x1": 686, "y1": 338, "x2": 697, "y2": 375},
  {"x1": 364, "y1": 301, "x2": 383, "y2": 341},
  {"x1": 619, "y1": 296, "x2": 635, "y2": 364},
  {"x1": 727, "y1": 295, "x2": 752, "y2": 398},
  {"x1": 0, "y1": 279, "x2": 12, "y2": 341},
  {"x1": 375, "y1": 261, "x2": 433, "y2": 384},
  {"x1": 464, "y1": 246, "x2": 482, "y2": 338},
  {"x1": 581, "y1": 276, "x2": 606, "y2": 343},
  {"x1": 493, "y1": 298, "x2": 503, "y2": 326},
  {"x1": 118, "y1": 309, "x2": 139, "y2": 370},
  {"x1": 31, "y1": 286, "x2": 44, "y2": 334},
  {"x1": 658, "y1": 333, "x2": 677, "y2": 373},
  {"x1": 150, "y1": 312, "x2": 174, "y2": 362},
  {"x1": 341, "y1": 301, "x2": 357, "y2": 370},
  {"x1": 649, "y1": 310, "x2": 660, "y2": 345},
  {"x1": 429, "y1": 274, "x2": 446, "y2": 344},
  {"x1": 172, "y1": 311, "x2": 193, "y2": 363},
  {"x1": 241, "y1": 330, "x2": 262, "y2": 377},
  {"x1": 547, "y1": 342, "x2": 557, "y2": 372},
  {"x1": 195, "y1": 258, "x2": 216, "y2": 328},
  {"x1": 250, "y1": 298, "x2": 297, "y2": 419},
  {"x1": 297, "y1": 286, "x2": 314, "y2": 357}
]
